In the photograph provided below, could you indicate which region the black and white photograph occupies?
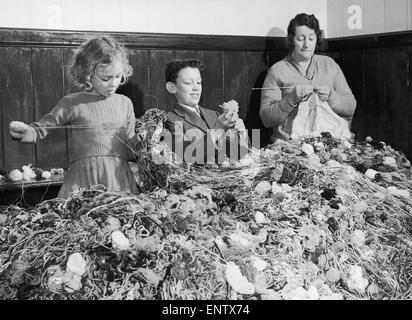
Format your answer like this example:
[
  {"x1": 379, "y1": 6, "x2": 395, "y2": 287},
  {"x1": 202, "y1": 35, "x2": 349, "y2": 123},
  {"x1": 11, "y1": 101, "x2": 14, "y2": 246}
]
[{"x1": 0, "y1": 0, "x2": 411, "y2": 307}]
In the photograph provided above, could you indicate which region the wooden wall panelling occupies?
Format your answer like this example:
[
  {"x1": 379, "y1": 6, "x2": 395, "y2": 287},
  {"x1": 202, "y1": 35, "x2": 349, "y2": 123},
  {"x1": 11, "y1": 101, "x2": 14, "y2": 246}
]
[
  {"x1": 62, "y1": 47, "x2": 80, "y2": 165},
  {"x1": 262, "y1": 48, "x2": 290, "y2": 146},
  {"x1": 0, "y1": 61, "x2": 3, "y2": 172},
  {"x1": 363, "y1": 49, "x2": 386, "y2": 143},
  {"x1": 199, "y1": 51, "x2": 224, "y2": 111},
  {"x1": 0, "y1": 29, "x2": 282, "y2": 52},
  {"x1": 383, "y1": 47, "x2": 410, "y2": 157},
  {"x1": 328, "y1": 32, "x2": 412, "y2": 160},
  {"x1": 245, "y1": 51, "x2": 267, "y2": 115},
  {"x1": 148, "y1": 50, "x2": 175, "y2": 112},
  {"x1": 408, "y1": 46, "x2": 412, "y2": 159},
  {"x1": 32, "y1": 47, "x2": 68, "y2": 169},
  {"x1": 327, "y1": 32, "x2": 412, "y2": 51},
  {"x1": 327, "y1": 50, "x2": 367, "y2": 139},
  {"x1": 62, "y1": 48, "x2": 79, "y2": 95},
  {"x1": 0, "y1": 47, "x2": 35, "y2": 171},
  {"x1": 339, "y1": 50, "x2": 365, "y2": 139},
  {"x1": 244, "y1": 50, "x2": 272, "y2": 147},
  {"x1": 327, "y1": 51, "x2": 343, "y2": 65},
  {"x1": 223, "y1": 51, "x2": 248, "y2": 119},
  {"x1": 175, "y1": 50, "x2": 200, "y2": 60},
  {"x1": 117, "y1": 49, "x2": 150, "y2": 118},
  {"x1": 266, "y1": 50, "x2": 288, "y2": 71}
]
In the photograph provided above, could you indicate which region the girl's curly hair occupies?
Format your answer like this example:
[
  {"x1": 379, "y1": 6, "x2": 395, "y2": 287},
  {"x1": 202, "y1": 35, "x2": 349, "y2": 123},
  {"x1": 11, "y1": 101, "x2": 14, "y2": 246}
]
[{"x1": 67, "y1": 35, "x2": 133, "y2": 90}]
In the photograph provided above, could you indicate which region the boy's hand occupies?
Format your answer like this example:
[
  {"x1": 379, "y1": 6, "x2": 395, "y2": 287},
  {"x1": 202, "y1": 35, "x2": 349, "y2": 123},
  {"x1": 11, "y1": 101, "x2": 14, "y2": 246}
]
[
  {"x1": 223, "y1": 109, "x2": 239, "y2": 122},
  {"x1": 9, "y1": 121, "x2": 29, "y2": 141},
  {"x1": 215, "y1": 112, "x2": 237, "y2": 131},
  {"x1": 234, "y1": 119, "x2": 246, "y2": 132}
]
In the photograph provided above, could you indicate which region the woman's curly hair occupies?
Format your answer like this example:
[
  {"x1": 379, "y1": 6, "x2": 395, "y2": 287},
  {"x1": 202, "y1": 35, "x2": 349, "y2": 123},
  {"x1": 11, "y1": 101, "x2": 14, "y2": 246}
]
[
  {"x1": 286, "y1": 13, "x2": 324, "y2": 49},
  {"x1": 67, "y1": 35, "x2": 133, "y2": 90}
]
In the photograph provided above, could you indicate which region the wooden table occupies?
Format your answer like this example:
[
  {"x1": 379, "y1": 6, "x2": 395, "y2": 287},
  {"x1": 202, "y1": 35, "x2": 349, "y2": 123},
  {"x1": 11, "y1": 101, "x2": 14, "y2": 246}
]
[{"x1": 0, "y1": 173, "x2": 64, "y2": 206}]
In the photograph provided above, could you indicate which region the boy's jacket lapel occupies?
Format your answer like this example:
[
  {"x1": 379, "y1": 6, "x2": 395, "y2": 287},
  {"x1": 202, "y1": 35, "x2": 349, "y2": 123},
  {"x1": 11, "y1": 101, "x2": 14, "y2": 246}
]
[
  {"x1": 172, "y1": 104, "x2": 214, "y2": 133},
  {"x1": 199, "y1": 107, "x2": 217, "y2": 129}
]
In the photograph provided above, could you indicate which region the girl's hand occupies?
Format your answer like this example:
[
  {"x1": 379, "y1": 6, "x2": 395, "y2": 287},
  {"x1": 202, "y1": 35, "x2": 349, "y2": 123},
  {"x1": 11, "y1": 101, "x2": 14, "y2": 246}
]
[
  {"x1": 151, "y1": 123, "x2": 164, "y2": 142},
  {"x1": 314, "y1": 85, "x2": 332, "y2": 101},
  {"x1": 129, "y1": 134, "x2": 141, "y2": 146},
  {"x1": 9, "y1": 121, "x2": 29, "y2": 141}
]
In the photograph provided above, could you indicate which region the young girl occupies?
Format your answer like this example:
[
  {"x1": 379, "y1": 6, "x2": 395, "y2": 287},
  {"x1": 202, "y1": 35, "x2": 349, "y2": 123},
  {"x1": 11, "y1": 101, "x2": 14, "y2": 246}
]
[{"x1": 8, "y1": 35, "x2": 140, "y2": 197}]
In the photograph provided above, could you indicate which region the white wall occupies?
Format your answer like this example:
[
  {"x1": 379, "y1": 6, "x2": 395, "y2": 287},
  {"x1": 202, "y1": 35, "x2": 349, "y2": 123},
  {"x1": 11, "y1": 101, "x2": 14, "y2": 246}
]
[
  {"x1": 0, "y1": 0, "x2": 328, "y2": 37},
  {"x1": 327, "y1": 0, "x2": 412, "y2": 38},
  {"x1": 2, "y1": 0, "x2": 411, "y2": 38}
]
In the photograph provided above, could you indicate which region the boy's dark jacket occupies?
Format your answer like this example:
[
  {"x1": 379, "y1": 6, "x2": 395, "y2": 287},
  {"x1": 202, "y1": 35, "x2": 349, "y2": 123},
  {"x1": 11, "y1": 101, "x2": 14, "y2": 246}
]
[{"x1": 165, "y1": 103, "x2": 248, "y2": 164}]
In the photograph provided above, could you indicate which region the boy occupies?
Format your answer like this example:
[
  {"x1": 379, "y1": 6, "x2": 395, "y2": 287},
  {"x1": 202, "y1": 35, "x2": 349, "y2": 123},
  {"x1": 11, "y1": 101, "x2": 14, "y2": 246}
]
[{"x1": 164, "y1": 59, "x2": 248, "y2": 165}]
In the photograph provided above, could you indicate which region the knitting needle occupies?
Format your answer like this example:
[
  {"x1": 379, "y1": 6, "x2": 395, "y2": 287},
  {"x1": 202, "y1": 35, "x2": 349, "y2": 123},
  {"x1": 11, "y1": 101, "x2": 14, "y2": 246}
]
[{"x1": 252, "y1": 87, "x2": 295, "y2": 91}]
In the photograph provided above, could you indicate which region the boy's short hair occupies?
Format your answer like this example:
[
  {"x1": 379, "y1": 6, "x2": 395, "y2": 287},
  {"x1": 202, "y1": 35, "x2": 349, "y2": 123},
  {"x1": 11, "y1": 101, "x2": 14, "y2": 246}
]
[{"x1": 165, "y1": 59, "x2": 203, "y2": 83}]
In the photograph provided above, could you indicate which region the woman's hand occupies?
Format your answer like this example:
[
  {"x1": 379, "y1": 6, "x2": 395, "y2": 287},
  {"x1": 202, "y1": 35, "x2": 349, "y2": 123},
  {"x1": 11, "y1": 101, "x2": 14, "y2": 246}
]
[
  {"x1": 9, "y1": 121, "x2": 29, "y2": 141},
  {"x1": 288, "y1": 85, "x2": 314, "y2": 105},
  {"x1": 314, "y1": 85, "x2": 332, "y2": 101}
]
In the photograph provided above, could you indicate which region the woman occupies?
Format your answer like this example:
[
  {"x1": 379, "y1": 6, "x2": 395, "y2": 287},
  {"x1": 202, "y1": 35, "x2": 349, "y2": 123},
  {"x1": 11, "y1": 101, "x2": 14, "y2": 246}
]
[{"x1": 259, "y1": 13, "x2": 356, "y2": 141}]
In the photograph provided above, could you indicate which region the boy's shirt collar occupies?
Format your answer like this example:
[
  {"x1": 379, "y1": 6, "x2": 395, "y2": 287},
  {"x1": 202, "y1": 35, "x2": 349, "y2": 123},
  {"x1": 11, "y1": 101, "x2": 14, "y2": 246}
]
[{"x1": 177, "y1": 103, "x2": 201, "y2": 116}]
